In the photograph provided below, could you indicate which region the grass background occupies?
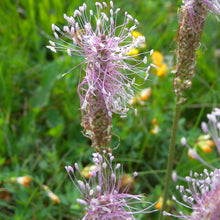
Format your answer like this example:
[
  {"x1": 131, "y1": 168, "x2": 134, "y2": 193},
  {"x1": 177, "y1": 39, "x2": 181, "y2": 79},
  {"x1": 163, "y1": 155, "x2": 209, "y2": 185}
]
[{"x1": 0, "y1": 0, "x2": 220, "y2": 219}]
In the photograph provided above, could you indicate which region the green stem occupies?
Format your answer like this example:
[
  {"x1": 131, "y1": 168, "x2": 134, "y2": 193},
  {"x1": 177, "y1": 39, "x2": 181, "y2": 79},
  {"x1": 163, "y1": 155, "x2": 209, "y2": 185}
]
[{"x1": 158, "y1": 99, "x2": 182, "y2": 220}]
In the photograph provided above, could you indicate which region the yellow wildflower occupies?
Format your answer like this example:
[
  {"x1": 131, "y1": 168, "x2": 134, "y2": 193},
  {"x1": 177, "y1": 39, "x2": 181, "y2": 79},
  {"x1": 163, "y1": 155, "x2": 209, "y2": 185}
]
[
  {"x1": 139, "y1": 88, "x2": 152, "y2": 101},
  {"x1": 151, "y1": 51, "x2": 167, "y2": 76},
  {"x1": 131, "y1": 30, "x2": 143, "y2": 39},
  {"x1": 196, "y1": 134, "x2": 215, "y2": 153},
  {"x1": 43, "y1": 185, "x2": 60, "y2": 205},
  {"x1": 151, "y1": 51, "x2": 164, "y2": 66},
  {"x1": 81, "y1": 165, "x2": 97, "y2": 178},
  {"x1": 129, "y1": 88, "x2": 151, "y2": 105},
  {"x1": 16, "y1": 176, "x2": 31, "y2": 187},
  {"x1": 150, "y1": 118, "x2": 160, "y2": 134},
  {"x1": 155, "y1": 196, "x2": 163, "y2": 209},
  {"x1": 155, "y1": 63, "x2": 167, "y2": 76}
]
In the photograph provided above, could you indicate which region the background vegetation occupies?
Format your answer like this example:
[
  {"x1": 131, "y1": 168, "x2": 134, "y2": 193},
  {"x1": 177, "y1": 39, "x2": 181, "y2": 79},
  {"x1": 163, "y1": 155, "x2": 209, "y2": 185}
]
[{"x1": 0, "y1": 0, "x2": 220, "y2": 219}]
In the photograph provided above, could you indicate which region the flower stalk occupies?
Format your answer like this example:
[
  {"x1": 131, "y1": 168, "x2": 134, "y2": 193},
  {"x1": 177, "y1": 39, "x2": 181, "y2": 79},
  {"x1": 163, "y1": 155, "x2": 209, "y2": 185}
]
[{"x1": 158, "y1": 101, "x2": 182, "y2": 220}]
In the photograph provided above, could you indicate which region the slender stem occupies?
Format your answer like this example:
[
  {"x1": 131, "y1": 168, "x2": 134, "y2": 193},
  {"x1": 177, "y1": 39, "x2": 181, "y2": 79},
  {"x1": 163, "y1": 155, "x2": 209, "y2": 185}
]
[{"x1": 158, "y1": 100, "x2": 182, "y2": 220}]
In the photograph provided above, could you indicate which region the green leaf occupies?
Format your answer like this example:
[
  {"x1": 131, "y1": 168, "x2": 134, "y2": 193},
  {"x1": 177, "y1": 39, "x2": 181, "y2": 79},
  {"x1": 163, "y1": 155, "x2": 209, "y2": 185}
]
[
  {"x1": 46, "y1": 109, "x2": 64, "y2": 128},
  {"x1": 47, "y1": 124, "x2": 63, "y2": 137}
]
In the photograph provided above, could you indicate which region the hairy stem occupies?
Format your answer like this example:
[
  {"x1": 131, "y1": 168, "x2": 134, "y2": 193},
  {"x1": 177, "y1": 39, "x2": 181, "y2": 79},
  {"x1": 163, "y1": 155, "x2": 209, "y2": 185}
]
[{"x1": 158, "y1": 100, "x2": 182, "y2": 220}]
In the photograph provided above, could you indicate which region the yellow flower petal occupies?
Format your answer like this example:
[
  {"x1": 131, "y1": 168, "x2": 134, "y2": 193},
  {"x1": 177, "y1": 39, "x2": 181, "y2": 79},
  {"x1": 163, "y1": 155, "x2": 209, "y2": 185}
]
[
  {"x1": 201, "y1": 145, "x2": 212, "y2": 153},
  {"x1": 126, "y1": 48, "x2": 139, "y2": 57},
  {"x1": 155, "y1": 196, "x2": 163, "y2": 210},
  {"x1": 131, "y1": 30, "x2": 143, "y2": 39},
  {"x1": 155, "y1": 63, "x2": 167, "y2": 76},
  {"x1": 151, "y1": 51, "x2": 164, "y2": 66}
]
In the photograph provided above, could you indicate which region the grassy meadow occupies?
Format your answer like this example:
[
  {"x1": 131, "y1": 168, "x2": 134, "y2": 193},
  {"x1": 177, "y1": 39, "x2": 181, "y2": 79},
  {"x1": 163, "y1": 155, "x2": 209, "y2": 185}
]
[{"x1": 0, "y1": 0, "x2": 220, "y2": 219}]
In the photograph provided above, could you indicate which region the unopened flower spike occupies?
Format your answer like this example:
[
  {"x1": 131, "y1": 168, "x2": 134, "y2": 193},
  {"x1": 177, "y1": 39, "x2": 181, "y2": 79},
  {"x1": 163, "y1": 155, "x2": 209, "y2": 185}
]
[
  {"x1": 173, "y1": 0, "x2": 220, "y2": 103},
  {"x1": 65, "y1": 151, "x2": 156, "y2": 219},
  {"x1": 47, "y1": 1, "x2": 152, "y2": 152}
]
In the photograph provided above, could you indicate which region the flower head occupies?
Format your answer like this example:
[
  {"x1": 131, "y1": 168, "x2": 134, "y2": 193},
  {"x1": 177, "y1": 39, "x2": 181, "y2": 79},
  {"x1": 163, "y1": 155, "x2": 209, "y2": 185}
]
[
  {"x1": 155, "y1": 196, "x2": 163, "y2": 210},
  {"x1": 47, "y1": 2, "x2": 152, "y2": 151},
  {"x1": 151, "y1": 51, "x2": 167, "y2": 76},
  {"x1": 168, "y1": 109, "x2": 220, "y2": 218},
  {"x1": 155, "y1": 63, "x2": 167, "y2": 76},
  {"x1": 16, "y1": 176, "x2": 31, "y2": 187},
  {"x1": 131, "y1": 30, "x2": 143, "y2": 39},
  {"x1": 129, "y1": 87, "x2": 152, "y2": 106},
  {"x1": 150, "y1": 118, "x2": 160, "y2": 134},
  {"x1": 164, "y1": 169, "x2": 220, "y2": 219},
  {"x1": 139, "y1": 88, "x2": 152, "y2": 101},
  {"x1": 65, "y1": 151, "x2": 155, "y2": 219},
  {"x1": 47, "y1": 1, "x2": 151, "y2": 117},
  {"x1": 195, "y1": 134, "x2": 215, "y2": 153},
  {"x1": 151, "y1": 51, "x2": 164, "y2": 67}
]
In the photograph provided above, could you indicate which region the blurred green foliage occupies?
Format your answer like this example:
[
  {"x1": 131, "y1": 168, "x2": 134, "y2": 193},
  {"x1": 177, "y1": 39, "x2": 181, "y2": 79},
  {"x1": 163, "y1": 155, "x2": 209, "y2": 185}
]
[{"x1": 0, "y1": 0, "x2": 220, "y2": 219}]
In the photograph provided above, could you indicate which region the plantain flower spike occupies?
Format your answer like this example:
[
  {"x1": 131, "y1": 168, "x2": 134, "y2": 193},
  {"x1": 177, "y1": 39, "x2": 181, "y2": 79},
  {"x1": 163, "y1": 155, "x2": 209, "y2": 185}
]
[{"x1": 173, "y1": 0, "x2": 220, "y2": 103}]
